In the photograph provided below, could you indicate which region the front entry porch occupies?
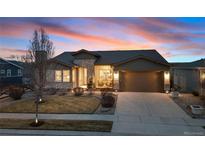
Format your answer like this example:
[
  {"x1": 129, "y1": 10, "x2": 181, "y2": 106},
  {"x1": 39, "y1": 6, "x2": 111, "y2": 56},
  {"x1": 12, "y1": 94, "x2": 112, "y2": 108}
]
[
  {"x1": 72, "y1": 65, "x2": 117, "y2": 90},
  {"x1": 72, "y1": 67, "x2": 88, "y2": 88}
]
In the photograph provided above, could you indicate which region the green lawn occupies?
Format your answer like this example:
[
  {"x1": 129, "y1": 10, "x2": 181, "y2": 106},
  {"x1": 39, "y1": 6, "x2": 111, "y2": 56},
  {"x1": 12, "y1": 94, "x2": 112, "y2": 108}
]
[
  {"x1": 0, "y1": 119, "x2": 113, "y2": 132},
  {"x1": 0, "y1": 95, "x2": 100, "y2": 114}
]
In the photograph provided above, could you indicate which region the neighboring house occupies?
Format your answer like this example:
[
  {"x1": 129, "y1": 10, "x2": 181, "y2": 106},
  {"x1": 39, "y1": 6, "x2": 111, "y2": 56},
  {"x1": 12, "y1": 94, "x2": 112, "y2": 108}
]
[
  {"x1": 0, "y1": 58, "x2": 23, "y2": 86},
  {"x1": 171, "y1": 59, "x2": 205, "y2": 95},
  {"x1": 46, "y1": 49, "x2": 171, "y2": 92}
]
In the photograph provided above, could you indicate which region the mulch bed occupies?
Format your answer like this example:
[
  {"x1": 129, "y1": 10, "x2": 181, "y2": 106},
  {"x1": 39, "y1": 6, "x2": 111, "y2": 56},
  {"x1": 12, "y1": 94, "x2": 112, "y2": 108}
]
[{"x1": 171, "y1": 94, "x2": 205, "y2": 119}]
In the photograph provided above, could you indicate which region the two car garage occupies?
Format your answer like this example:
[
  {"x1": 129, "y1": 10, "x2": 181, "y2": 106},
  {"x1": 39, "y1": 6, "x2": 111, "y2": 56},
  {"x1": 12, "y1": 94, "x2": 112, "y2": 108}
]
[
  {"x1": 115, "y1": 57, "x2": 170, "y2": 92},
  {"x1": 119, "y1": 71, "x2": 164, "y2": 92}
]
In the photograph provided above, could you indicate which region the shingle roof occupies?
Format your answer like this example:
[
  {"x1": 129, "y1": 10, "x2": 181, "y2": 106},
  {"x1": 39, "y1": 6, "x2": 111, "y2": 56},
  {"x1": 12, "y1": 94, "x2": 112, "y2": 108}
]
[
  {"x1": 8, "y1": 60, "x2": 24, "y2": 67},
  {"x1": 53, "y1": 49, "x2": 169, "y2": 66},
  {"x1": 0, "y1": 58, "x2": 23, "y2": 69},
  {"x1": 171, "y1": 59, "x2": 205, "y2": 68}
]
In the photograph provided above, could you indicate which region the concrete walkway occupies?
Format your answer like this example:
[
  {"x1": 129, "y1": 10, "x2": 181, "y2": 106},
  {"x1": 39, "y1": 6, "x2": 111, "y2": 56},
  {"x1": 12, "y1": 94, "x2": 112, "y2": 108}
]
[
  {"x1": 0, "y1": 113, "x2": 115, "y2": 121},
  {"x1": 112, "y1": 92, "x2": 205, "y2": 135}
]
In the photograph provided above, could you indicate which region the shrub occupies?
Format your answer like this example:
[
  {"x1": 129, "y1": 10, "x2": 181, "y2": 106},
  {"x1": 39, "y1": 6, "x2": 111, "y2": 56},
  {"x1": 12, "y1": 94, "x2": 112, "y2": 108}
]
[
  {"x1": 73, "y1": 87, "x2": 84, "y2": 96},
  {"x1": 48, "y1": 88, "x2": 58, "y2": 95},
  {"x1": 171, "y1": 84, "x2": 182, "y2": 92},
  {"x1": 101, "y1": 93, "x2": 115, "y2": 108},
  {"x1": 87, "y1": 78, "x2": 93, "y2": 89},
  {"x1": 9, "y1": 86, "x2": 24, "y2": 100},
  {"x1": 192, "y1": 91, "x2": 199, "y2": 96},
  {"x1": 100, "y1": 88, "x2": 113, "y2": 97}
]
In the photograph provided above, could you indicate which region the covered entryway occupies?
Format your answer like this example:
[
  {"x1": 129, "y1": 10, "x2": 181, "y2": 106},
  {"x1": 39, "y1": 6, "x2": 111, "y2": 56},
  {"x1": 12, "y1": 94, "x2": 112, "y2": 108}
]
[{"x1": 119, "y1": 71, "x2": 164, "y2": 92}]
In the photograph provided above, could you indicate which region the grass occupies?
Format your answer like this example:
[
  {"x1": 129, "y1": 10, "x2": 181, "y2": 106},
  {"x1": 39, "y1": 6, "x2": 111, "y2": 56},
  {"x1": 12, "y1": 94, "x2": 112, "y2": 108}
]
[
  {"x1": 0, "y1": 95, "x2": 100, "y2": 114},
  {"x1": 0, "y1": 119, "x2": 113, "y2": 132}
]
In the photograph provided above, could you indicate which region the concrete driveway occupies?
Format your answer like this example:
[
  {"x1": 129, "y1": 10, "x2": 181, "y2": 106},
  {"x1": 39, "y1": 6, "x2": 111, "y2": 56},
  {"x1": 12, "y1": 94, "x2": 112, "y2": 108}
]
[{"x1": 112, "y1": 92, "x2": 205, "y2": 135}]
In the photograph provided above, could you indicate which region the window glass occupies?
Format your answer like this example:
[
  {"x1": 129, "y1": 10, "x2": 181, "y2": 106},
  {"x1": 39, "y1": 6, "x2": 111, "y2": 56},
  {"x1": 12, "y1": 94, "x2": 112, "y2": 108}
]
[
  {"x1": 55, "y1": 70, "x2": 62, "y2": 82},
  {"x1": 63, "y1": 70, "x2": 70, "y2": 82}
]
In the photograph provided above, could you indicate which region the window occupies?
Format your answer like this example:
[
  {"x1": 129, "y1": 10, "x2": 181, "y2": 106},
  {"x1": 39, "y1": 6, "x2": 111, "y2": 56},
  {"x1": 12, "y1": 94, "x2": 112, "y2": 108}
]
[
  {"x1": 7, "y1": 69, "x2": 11, "y2": 77},
  {"x1": 63, "y1": 70, "x2": 70, "y2": 82},
  {"x1": 0, "y1": 69, "x2": 5, "y2": 74},
  {"x1": 18, "y1": 69, "x2": 22, "y2": 76},
  {"x1": 55, "y1": 70, "x2": 62, "y2": 82},
  {"x1": 95, "y1": 65, "x2": 113, "y2": 88}
]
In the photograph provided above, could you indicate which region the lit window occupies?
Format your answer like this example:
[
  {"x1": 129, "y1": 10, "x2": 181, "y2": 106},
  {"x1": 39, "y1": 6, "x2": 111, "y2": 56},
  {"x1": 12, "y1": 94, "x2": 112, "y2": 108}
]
[
  {"x1": 63, "y1": 70, "x2": 70, "y2": 82},
  {"x1": 55, "y1": 70, "x2": 62, "y2": 82},
  {"x1": 18, "y1": 69, "x2": 22, "y2": 76},
  {"x1": 0, "y1": 69, "x2": 5, "y2": 74},
  {"x1": 7, "y1": 69, "x2": 11, "y2": 77}
]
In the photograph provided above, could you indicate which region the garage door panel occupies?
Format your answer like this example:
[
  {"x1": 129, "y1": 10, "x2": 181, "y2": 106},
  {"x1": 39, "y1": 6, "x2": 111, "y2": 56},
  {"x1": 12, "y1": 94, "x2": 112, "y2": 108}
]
[{"x1": 120, "y1": 71, "x2": 164, "y2": 92}]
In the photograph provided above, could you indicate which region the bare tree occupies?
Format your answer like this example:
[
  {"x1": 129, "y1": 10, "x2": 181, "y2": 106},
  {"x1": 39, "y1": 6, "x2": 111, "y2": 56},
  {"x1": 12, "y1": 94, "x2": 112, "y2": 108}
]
[{"x1": 26, "y1": 28, "x2": 55, "y2": 125}]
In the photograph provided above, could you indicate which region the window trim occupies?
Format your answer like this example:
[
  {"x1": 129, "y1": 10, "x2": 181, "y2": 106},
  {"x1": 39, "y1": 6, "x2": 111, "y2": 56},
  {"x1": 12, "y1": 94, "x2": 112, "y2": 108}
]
[
  {"x1": 0, "y1": 69, "x2": 5, "y2": 74},
  {"x1": 7, "y1": 69, "x2": 11, "y2": 77},
  {"x1": 17, "y1": 69, "x2": 22, "y2": 76}
]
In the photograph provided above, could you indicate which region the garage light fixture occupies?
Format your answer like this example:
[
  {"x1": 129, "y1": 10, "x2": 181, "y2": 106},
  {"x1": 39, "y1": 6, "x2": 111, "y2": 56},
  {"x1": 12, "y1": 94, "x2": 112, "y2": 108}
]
[
  {"x1": 202, "y1": 72, "x2": 205, "y2": 80},
  {"x1": 114, "y1": 71, "x2": 119, "y2": 80},
  {"x1": 164, "y1": 71, "x2": 170, "y2": 81}
]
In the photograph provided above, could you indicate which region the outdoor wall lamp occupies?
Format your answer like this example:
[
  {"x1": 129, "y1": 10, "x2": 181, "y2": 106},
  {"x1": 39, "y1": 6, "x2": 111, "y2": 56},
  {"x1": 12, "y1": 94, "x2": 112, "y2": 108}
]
[
  {"x1": 164, "y1": 71, "x2": 170, "y2": 81},
  {"x1": 202, "y1": 72, "x2": 205, "y2": 80},
  {"x1": 114, "y1": 71, "x2": 119, "y2": 80}
]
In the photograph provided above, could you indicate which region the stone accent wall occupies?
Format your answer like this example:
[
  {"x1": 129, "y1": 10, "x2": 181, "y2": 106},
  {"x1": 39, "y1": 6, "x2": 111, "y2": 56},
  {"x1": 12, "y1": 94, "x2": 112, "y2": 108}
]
[
  {"x1": 73, "y1": 59, "x2": 96, "y2": 80},
  {"x1": 113, "y1": 80, "x2": 119, "y2": 90},
  {"x1": 45, "y1": 63, "x2": 73, "y2": 90}
]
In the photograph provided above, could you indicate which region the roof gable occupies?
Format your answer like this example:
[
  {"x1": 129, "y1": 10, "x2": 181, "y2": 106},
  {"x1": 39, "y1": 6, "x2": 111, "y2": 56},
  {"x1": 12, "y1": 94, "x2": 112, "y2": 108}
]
[
  {"x1": 0, "y1": 58, "x2": 23, "y2": 69},
  {"x1": 171, "y1": 59, "x2": 205, "y2": 68},
  {"x1": 71, "y1": 49, "x2": 100, "y2": 58},
  {"x1": 115, "y1": 58, "x2": 169, "y2": 71},
  {"x1": 113, "y1": 55, "x2": 170, "y2": 67}
]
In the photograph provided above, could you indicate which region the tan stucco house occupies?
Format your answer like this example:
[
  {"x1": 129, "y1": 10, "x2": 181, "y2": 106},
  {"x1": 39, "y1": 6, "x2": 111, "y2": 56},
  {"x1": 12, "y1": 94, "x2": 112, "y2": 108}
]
[{"x1": 46, "y1": 49, "x2": 171, "y2": 92}]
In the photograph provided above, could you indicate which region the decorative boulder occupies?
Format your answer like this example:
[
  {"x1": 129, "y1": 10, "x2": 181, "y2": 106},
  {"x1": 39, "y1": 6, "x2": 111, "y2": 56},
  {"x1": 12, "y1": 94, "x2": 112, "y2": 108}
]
[{"x1": 9, "y1": 86, "x2": 24, "y2": 100}]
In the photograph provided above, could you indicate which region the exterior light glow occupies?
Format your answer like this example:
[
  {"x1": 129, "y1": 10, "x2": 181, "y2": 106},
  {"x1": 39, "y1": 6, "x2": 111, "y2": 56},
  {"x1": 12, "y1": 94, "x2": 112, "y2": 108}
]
[
  {"x1": 35, "y1": 118, "x2": 38, "y2": 124},
  {"x1": 164, "y1": 71, "x2": 170, "y2": 80},
  {"x1": 114, "y1": 71, "x2": 119, "y2": 80},
  {"x1": 202, "y1": 72, "x2": 205, "y2": 80},
  {"x1": 164, "y1": 71, "x2": 170, "y2": 87}
]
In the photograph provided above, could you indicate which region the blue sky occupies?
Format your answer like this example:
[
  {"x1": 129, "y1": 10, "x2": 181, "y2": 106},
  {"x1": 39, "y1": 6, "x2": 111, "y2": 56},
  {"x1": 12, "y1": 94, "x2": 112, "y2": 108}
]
[{"x1": 0, "y1": 17, "x2": 205, "y2": 62}]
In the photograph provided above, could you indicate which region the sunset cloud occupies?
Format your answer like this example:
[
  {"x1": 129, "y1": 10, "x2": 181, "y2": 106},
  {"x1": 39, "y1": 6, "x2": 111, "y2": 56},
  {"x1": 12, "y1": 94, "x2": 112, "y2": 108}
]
[{"x1": 0, "y1": 17, "x2": 205, "y2": 62}]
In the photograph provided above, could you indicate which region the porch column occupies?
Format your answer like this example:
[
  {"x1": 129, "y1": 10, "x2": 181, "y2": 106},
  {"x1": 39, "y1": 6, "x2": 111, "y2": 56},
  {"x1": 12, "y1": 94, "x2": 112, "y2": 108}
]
[{"x1": 76, "y1": 67, "x2": 79, "y2": 87}]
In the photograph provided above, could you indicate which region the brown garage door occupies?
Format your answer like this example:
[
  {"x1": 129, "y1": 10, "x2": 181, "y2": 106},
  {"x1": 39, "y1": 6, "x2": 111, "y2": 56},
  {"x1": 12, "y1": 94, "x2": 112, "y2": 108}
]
[{"x1": 120, "y1": 71, "x2": 164, "y2": 92}]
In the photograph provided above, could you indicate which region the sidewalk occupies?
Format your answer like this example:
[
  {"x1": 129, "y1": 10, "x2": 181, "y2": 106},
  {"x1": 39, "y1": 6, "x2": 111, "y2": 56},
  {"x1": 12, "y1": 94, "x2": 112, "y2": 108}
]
[{"x1": 0, "y1": 113, "x2": 115, "y2": 121}]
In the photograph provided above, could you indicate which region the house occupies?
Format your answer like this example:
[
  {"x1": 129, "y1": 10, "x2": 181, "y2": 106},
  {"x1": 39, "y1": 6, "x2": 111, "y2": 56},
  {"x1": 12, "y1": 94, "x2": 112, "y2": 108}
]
[
  {"x1": 171, "y1": 59, "x2": 205, "y2": 95},
  {"x1": 46, "y1": 49, "x2": 171, "y2": 92},
  {"x1": 0, "y1": 58, "x2": 23, "y2": 87}
]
